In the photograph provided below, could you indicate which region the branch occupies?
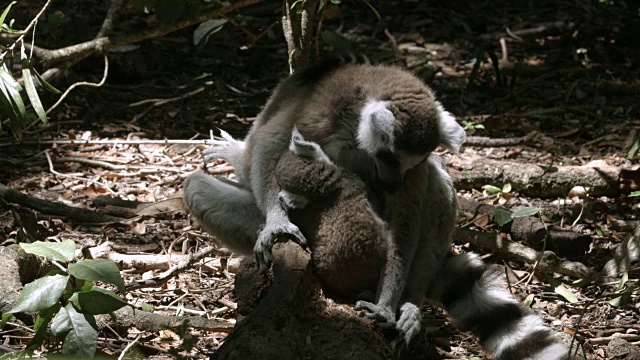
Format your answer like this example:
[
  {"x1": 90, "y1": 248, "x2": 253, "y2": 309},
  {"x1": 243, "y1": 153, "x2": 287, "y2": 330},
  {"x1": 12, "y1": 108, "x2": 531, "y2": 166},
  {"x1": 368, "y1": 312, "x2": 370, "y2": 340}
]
[
  {"x1": 0, "y1": 0, "x2": 53, "y2": 61},
  {"x1": 33, "y1": 0, "x2": 263, "y2": 67},
  {"x1": 97, "y1": 0, "x2": 125, "y2": 38},
  {"x1": 282, "y1": 0, "x2": 319, "y2": 73}
]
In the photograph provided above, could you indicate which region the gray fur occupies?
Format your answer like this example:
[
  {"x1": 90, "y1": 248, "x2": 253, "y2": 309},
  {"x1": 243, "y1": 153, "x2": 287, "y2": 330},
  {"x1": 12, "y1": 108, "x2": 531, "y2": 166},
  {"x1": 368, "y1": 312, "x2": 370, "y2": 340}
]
[{"x1": 183, "y1": 59, "x2": 567, "y2": 358}]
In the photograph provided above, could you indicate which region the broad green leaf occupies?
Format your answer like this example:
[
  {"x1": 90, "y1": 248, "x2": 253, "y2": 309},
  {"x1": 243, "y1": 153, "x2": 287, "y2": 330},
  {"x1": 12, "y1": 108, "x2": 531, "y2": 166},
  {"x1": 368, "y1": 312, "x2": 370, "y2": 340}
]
[
  {"x1": 31, "y1": 66, "x2": 61, "y2": 94},
  {"x1": 8, "y1": 274, "x2": 69, "y2": 313},
  {"x1": 193, "y1": 19, "x2": 227, "y2": 46},
  {"x1": 483, "y1": 184, "x2": 502, "y2": 195},
  {"x1": 609, "y1": 272, "x2": 630, "y2": 307},
  {"x1": 629, "y1": 191, "x2": 640, "y2": 197},
  {"x1": 68, "y1": 259, "x2": 125, "y2": 293},
  {"x1": 69, "y1": 287, "x2": 127, "y2": 315},
  {"x1": 0, "y1": 71, "x2": 21, "y2": 127},
  {"x1": 26, "y1": 304, "x2": 59, "y2": 354},
  {"x1": 20, "y1": 240, "x2": 76, "y2": 262},
  {"x1": 0, "y1": 1, "x2": 16, "y2": 27},
  {"x1": 511, "y1": 207, "x2": 541, "y2": 218},
  {"x1": 52, "y1": 304, "x2": 98, "y2": 358},
  {"x1": 20, "y1": 44, "x2": 47, "y2": 123},
  {"x1": 523, "y1": 294, "x2": 535, "y2": 308},
  {"x1": 554, "y1": 283, "x2": 578, "y2": 303},
  {"x1": 494, "y1": 208, "x2": 513, "y2": 226},
  {"x1": 502, "y1": 183, "x2": 512, "y2": 193}
]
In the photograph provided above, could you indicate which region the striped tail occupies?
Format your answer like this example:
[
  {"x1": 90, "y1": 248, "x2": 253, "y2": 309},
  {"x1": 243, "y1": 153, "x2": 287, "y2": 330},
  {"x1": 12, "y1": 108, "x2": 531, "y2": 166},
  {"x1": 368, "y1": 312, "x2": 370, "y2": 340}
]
[{"x1": 434, "y1": 253, "x2": 569, "y2": 360}]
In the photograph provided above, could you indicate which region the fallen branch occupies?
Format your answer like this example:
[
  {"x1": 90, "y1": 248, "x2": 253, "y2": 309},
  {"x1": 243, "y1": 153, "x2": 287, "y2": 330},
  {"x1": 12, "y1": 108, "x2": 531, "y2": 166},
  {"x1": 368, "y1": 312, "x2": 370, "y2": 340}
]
[
  {"x1": 450, "y1": 156, "x2": 630, "y2": 198},
  {"x1": 97, "y1": 306, "x2": 234, "y2": 334},
  {"x1": 84, "y1": 241, "x2": 241, "y2": 274},
  {"x1": 464, "y1": 132, "x2": 537, "y2": 147},
  {"x1": 453, "y1": 227, "x2": 599, "y2": 280},
  {"x1": 0, "y1": 138, "x2": 211, "y2": 148},
  {"x1": 0, "y1": 183, "x2": 121, "y2": 224}
]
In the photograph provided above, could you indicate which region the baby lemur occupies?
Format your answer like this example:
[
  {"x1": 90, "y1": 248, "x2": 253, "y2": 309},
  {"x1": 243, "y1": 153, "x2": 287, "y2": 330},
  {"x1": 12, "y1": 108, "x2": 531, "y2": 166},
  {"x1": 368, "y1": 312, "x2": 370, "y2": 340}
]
[{"x1": 275, "y1": 128, "x2": 390, "y2": 300}]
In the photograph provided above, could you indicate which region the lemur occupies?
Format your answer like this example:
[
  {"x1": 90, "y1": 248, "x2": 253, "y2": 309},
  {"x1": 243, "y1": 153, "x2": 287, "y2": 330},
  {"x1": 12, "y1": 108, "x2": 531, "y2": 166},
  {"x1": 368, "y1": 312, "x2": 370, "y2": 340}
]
[{"x1": 182, "y1": 55, "x2": 569, "y2": 359}]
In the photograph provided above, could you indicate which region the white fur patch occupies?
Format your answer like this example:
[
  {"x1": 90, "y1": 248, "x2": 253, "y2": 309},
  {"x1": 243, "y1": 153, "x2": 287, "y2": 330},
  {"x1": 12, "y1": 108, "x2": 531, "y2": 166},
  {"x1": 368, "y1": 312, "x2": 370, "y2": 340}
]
[
  {"x1": 484, "y1": 314, "x2": 550, "y2": 358},
  {"x1": 436, "y1": 102, "x2": 465, "y2": 153},
  {"x1": 357, "y1": 100, "x2": 395, "y2": 153},
  {"x1": 530, "y1": 342, "x2": 569, "y2": 360}
]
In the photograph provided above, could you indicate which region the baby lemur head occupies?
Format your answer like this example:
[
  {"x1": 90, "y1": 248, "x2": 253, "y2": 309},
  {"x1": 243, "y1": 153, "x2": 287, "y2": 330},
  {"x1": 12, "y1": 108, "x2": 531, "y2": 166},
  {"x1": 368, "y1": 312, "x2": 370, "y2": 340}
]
[{"x1": 354, "y1": 67, "x2": 466, "y2": 192}]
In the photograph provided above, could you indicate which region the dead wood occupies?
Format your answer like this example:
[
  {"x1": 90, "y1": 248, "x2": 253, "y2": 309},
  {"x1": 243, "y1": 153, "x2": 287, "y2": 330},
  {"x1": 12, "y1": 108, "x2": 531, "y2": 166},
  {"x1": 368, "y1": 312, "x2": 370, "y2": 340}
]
[
  {"x1": 457, "y1": 197, "x2": 592, "y2": 257},
  {"x1": 217, "y1": 242, "x2": 391, "y2": 360},
  {"x1": 0, "y1": 183, "x2": 121, "y2": 224},
  {"x1": 97, "y1": 306, "x2": 234, "y2": 334},
  {"x1": 464, "y1": 132, "x2": 537, "y2": 147},
  {"x1": 450, "y1": 156, "x2": 631, "y2": 198},
  {"x1": 84, "y1": 241, "x2": 241, "y2": 275},
  {"x1": 453, "y1": 227, "x2": 599, "y2": 280}
]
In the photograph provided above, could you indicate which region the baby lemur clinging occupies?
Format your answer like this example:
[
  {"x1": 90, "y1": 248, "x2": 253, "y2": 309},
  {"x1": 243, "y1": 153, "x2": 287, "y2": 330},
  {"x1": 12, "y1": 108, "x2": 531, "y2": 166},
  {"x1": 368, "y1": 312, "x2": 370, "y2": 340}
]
[{"x1": 275, "y1": 128, "x2": 390, "y2": 300}]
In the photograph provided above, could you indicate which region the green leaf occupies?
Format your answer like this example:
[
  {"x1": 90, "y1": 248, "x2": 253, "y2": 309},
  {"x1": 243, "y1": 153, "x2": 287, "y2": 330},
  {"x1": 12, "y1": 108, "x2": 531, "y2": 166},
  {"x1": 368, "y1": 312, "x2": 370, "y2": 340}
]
[
  {"x1": 483, "y1": 184, "x2": 502, "y2": 195},
  {"x1": 1, "y1": 313, "x2": 12, "y2": 329},
  {"x1": 494, "y1": 208, "x2": 513, "y2": 226},
  {"x1": 0, "y1": 66, "x2": 26, "y2": 125},
  {"x1": 68, "y1": 259, "x2": 125, "y2": 293},
  {"x1": 20, "y1": 240, "x2": 76, "y2": 262},
  {"x1": 52, "y1": 304, "x2": 98, "y2": 358},
  {"x1": 554, "y1": 283, "x2": 578, "y2": 303},
  {"x1": 629, "y1": 191, "x2": 640, "y2": 197},
  {"x1": 0, "y1": 69, "x2": 22, "y2": 134},
  {"x1": 0, "y1": 1, "x2": 16, "y2": 28},
  {"x1": 26, "y1": 304, "x2": 59, "y2": 354},
  {"x1": 31, "y1": 66, "x2": 61, "y2": 94},
  {"x1": 511, "y1": 207, "x2": 541, "y2": 218},
  {"x1": 20, "y1": 44, "x2": 47, "y2": 123},
  {"x1": 193, "y1": 19, "x2": 227, "y2": 46},
  {"x1": 69, "y1": 287, "x2": 127, "y2": 315},
  {"x1": 502, "y1": 183, "x2": 512, "y2": 193},
  {"x1": 8, "y1": 274, "x2": 69, "y2": 313}
]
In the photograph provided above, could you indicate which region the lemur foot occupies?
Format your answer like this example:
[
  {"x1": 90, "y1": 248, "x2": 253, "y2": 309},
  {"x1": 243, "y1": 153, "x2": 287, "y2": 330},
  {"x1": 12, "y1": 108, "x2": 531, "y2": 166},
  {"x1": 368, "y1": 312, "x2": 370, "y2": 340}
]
[
  {"x1": 202, "y1": 129, "x2": 245, "y2": 164},
  {"x1": 253, "y1": 219, "x2": 307, "y2": 273},
  {"x1": 278, "y1": 190, "x2": 310, "y2": 210},
  {"x1": 391, "y1": 303, "x2": 422, "y2": 348},
  {"x1": 354, "y1": 300, "x2": 396, "y2": 328},
  {"x1": 290, "y1": 127, "x2": 332, "y2": 163}
]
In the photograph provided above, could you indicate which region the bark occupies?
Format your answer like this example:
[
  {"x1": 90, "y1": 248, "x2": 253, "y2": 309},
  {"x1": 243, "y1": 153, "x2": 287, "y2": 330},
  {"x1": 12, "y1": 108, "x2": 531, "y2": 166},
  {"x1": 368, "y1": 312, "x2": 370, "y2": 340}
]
[
  {"x1": 0, "y1": 183, "x2": 121, "y2": 224},
  {"x1": 450, "y1": 156, "x2": 635, "y2": 198},
  {"x1": 217, "y1": 242, "x2": 392, "y2": 360}
]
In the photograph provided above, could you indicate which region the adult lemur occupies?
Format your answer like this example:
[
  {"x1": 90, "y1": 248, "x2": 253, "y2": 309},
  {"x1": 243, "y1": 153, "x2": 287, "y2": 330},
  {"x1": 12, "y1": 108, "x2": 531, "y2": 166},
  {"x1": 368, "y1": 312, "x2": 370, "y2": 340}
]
[{"x1": 183, "y1": 56, "x2": 568, "y2": 359}]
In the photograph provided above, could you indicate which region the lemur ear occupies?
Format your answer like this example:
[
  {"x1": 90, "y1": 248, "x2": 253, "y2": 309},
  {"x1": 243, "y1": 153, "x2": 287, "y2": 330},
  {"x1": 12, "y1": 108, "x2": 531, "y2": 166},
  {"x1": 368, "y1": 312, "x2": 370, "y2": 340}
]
[
  {"x1": 358, "y1": 100, "x2": 396, "y2": 153},
  {"x1": 436, "y1": 102, "x2": 465, "y2": 153}
]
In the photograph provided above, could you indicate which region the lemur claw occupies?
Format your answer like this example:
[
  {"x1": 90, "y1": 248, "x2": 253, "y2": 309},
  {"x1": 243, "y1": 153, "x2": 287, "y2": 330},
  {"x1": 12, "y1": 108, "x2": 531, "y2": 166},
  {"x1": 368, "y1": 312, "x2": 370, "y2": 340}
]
[
  {"x1": 354, "y1": 300, "x2": 396, "y2": 326},
  {"x1": 253, "y1": 220, "x2": 308, "y2": 273}
]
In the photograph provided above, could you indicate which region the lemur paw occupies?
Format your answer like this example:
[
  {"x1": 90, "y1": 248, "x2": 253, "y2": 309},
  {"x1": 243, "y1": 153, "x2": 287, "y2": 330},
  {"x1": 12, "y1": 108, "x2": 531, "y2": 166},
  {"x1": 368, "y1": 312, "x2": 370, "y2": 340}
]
[
  {"x1": 253, "y1": 220, "x2": 308, "y2": 273},
  {"x1": 289, "y1": 128, "x2": 332, "y2": 163},
  {"x1": 278, "y1": 190, "x2": 309, "y2": 210},
  {"x1": 202, "y1": 129, "x2": 244, "y2": 164},
  {"x1": 391, "y1": 303, "x2": 422, "y2": 348},
  {"x1": 354, "y1": 301, "x2": 396, "y2": 327}
]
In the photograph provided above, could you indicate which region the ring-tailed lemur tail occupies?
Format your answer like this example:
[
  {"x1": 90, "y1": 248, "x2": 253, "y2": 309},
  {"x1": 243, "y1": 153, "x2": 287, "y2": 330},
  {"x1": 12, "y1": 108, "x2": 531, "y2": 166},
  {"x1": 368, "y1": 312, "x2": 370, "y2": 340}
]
[{"x1": 429, "y1": 252, "x2": 569, "y2": 360}]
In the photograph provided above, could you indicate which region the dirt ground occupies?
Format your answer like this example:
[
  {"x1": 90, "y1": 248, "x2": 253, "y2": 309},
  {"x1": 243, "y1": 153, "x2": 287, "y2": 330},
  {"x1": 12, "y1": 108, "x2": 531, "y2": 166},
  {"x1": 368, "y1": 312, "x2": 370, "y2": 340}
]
[{"x1": 1, "y1": 0, "x2": 639, "y2": 359}]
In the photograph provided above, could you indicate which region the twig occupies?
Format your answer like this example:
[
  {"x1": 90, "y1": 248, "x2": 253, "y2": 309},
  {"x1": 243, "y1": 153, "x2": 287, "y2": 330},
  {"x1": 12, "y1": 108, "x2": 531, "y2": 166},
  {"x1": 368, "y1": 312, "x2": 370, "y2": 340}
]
[
  {"x1": 128, "y1": 86, "x2": 205, "y2": 123},
  {"x1": 0, "y1": 0, "x2": 53, "y2": 61},
  {"x1": 0, "y1": 138, "x2": 215, "y2": 148},
  {"x1": 46, "y1": 55, "x2": 109, "y2": 115},
  {"x1": 117, "y1": 334, "x2": 142, "y2": 360},
  {"x1": 44, "y1": 150, "x2": 117, "y2": 195}
]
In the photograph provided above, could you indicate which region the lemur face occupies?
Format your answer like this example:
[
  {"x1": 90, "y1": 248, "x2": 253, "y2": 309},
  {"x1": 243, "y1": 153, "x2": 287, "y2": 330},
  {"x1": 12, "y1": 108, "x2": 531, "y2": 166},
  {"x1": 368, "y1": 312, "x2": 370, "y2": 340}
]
[{"x1": 356, "y1": 99, "x2": 463, "y2": 192}]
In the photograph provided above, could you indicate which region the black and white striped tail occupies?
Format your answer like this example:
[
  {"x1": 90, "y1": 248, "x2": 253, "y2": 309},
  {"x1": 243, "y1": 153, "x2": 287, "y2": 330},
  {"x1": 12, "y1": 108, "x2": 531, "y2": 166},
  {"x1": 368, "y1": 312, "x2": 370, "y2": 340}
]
[{"x1": 437, "y1": 253, "x2": 569, "y2": 360}]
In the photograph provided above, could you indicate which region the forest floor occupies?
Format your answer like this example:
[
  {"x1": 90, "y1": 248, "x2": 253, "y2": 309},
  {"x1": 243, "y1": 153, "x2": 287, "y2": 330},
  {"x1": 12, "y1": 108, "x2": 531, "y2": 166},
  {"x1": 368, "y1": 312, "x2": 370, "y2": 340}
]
[{"x1": 1, "y1": 0, "x2": 639, "y2": 359}]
